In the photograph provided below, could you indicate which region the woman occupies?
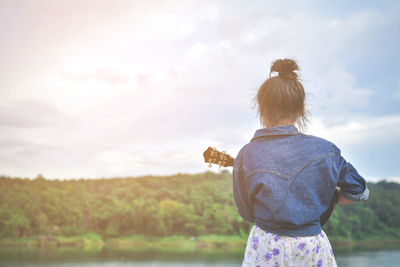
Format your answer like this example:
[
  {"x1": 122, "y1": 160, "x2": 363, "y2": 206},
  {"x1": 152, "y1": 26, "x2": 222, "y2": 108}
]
[{"x1": 233, "y1": 59, "x2": 369, "y2": 267}]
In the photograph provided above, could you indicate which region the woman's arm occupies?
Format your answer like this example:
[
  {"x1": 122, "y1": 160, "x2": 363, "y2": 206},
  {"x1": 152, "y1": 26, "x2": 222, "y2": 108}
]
[
  {"x1": 334, "y1": 148, "x2": 370, "y2": 203},
  {"x1": 232, "y1": 153, "x2": 254, "y2": 223}
]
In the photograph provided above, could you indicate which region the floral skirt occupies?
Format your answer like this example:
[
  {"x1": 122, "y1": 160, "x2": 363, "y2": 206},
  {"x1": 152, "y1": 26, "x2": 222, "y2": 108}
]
[{"x1": 242, "y1": 225, "x2": 337, "y2": 267}]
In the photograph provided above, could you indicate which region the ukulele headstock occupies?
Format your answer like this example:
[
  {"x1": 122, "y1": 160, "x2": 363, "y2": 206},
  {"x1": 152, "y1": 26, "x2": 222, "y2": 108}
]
[{"x1": 203, "y1": 147, "x2": 234, "y2": 169}]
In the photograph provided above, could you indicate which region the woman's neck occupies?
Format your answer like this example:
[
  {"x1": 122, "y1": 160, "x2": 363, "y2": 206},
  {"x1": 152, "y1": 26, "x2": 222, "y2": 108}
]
[{"x1": 269, "y1": 120, "x2": 295, "y2": 127}]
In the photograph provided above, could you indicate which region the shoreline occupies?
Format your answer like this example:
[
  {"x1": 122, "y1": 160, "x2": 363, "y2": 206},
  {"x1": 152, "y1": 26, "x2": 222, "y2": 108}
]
[{"x1": 1, "y1": 234, "x2": 400, "y2": 252}]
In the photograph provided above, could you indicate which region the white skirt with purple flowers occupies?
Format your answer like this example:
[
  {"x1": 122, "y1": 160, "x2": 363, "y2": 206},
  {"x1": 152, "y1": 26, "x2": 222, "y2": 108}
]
[{"x1": 242, "y1": 225, "x2": 337, "y2": 267}]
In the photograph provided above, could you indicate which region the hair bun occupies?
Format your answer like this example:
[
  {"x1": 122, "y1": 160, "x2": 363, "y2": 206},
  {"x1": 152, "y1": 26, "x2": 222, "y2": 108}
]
[{"x1": 270, "y1": 58, "x2": 299, "y2": 80}]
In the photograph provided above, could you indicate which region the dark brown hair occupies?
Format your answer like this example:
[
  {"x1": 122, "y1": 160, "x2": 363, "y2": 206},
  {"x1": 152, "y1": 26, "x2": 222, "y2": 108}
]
[{"x1": 256, "y1": 58, "x2": 309, "y2": 132}]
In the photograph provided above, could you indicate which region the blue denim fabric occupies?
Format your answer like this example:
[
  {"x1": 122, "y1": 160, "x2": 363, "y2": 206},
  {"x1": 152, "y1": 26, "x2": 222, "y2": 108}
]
[{"x1": 233, "y1": 124, "x2": 369, "y2": 237}]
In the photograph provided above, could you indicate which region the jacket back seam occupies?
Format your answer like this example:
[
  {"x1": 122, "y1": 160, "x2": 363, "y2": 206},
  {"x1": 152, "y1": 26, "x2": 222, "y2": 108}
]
[{"x1": 246, "y1": 152, "x2": 336, "y2": 180}]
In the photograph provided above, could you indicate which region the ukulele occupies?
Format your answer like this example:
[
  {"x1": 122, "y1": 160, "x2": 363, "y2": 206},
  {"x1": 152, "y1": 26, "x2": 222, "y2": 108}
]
[{"x1": 202, "y1": 147, "x2": 339, "y2": 227}]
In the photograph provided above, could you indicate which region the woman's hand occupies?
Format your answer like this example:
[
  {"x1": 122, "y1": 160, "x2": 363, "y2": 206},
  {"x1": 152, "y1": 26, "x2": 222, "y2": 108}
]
[{"x1": 336, "y1": 187, "x2": 356, "y2": 205}]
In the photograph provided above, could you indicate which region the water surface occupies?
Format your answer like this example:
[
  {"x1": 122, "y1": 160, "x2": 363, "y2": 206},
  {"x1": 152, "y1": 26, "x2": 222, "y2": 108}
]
[{"x1": 1, "y1": 247, "x2": 399, "y2": 266}]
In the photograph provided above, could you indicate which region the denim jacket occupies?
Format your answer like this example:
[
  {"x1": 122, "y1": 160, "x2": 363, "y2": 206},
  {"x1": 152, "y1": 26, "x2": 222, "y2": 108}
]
[{"x1": 233, "y1": 124, "x2": 369, "y2": 237}]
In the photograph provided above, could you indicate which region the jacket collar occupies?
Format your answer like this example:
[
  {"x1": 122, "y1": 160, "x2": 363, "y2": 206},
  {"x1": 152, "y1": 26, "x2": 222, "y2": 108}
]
[{"x1": 251, "y1": 124, "x2": 299, "y2": 141}]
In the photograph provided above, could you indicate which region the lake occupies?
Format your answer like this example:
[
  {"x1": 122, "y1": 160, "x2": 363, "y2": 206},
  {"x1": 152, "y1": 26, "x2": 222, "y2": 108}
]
[{"x1": 1, "y1": 247, "x2": 399, "y2": 266}]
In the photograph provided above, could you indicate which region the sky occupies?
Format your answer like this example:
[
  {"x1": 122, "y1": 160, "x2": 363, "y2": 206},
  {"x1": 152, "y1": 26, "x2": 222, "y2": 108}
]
[{"x1": 0, "y1": 0, "x2": 399, "y2": 181}]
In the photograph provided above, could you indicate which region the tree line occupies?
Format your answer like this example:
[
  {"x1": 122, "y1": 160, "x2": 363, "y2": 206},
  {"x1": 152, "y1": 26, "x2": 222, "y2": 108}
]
[{"x1": 0, "y1": 171, "x2": 399, "y2": 240}]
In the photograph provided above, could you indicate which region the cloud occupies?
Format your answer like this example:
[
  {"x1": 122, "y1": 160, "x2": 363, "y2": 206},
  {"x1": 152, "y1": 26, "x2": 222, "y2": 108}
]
[
  {"x1": 62, "y1": 68, "x2": 131, "y2": 85},
  {"x1": 307, "y1": 114, "x2": 400, "y2": 146},
  {"x1": 0, "y1": 100, "x2": 73, "y2": 128},
  {"x1": 387, "y1": 177, "x2": 400, "y2": 184},
  {"x1": 0, "y1": 137, "x2": 30, "y2": 148},
  {"x1": 306, "y1": 68, "x2": 374, "y2": 126}
]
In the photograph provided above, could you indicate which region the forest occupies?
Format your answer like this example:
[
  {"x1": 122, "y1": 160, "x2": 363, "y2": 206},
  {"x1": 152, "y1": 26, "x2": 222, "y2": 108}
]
[{"x1": 0, "y1": 171, "x2": 399, "y2": 241}]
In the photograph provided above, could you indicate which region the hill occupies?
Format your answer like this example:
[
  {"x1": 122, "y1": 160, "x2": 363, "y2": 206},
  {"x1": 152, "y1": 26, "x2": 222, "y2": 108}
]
[{"x1": 0, "y1": 171, "x2": 399, "y2": 241}]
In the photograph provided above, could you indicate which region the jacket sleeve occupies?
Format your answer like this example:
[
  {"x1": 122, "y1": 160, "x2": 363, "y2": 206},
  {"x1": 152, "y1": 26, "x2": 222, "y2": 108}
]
[
  {"x1": 335, "y1": 148, "x2": 370, "y2": 202},
  {"x1": 232, "y1": 153, "x2": 254, "y2": 222}
]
